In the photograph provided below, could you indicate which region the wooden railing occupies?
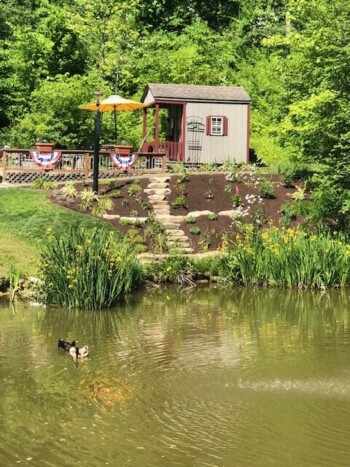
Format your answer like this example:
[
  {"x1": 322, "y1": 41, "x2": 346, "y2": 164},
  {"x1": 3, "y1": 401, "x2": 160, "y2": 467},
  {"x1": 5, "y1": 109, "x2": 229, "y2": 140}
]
[
  {"x1": 0, "y1": 148, "x2": 167, "y2": 183},
  {"x1": 142, "y1": 141, "x2": 183, "y2": 162}
]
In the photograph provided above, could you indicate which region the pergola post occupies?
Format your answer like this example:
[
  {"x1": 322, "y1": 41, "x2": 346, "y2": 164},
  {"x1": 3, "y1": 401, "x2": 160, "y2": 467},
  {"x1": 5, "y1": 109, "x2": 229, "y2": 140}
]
[{"x1": 155, "y1": 104, "x2": 160, "y2": 152}]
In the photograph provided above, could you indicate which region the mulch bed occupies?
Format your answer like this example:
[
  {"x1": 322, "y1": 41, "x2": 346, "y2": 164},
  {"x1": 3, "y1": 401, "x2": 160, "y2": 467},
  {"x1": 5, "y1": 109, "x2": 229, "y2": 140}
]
[{"x1": 49, "y1": 173, "x2": 303, "y2": 254}]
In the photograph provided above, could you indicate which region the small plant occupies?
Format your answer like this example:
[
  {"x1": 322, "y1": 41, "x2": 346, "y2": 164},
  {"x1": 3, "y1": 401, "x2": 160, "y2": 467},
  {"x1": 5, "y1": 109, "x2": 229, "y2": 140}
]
[
  {"x1": 91, "y1": 197, "x2": 114, "y2": 217},
  {"x1": 141, "y1": 201, "x2": 151, "y2": 210},
  {"x1": 177, "y1": 183, "x2": 187, "y2": 195},
  {"x1": 185, "y1": 215, "x2": 196, "y2": 224},
  {"x1": 252, "y1": 207, "x2": 267, "y2": 227},
  {"x1": 172, "y1": 195, "x2": 187, "y2": 209},
  {"x1": 259, "y1": 179, "x2": 274, "y2": 199},
  {"x1": 121, "y1": 199, "x2": 129, "y2": 207},
  {"x1": 61, "y1": 181, "x2": 78, "y2": 198},
  {"x1": 281, "y1": 169, "x2": 294, "y2": 188},
  {"x1": 292, "y1": 187, "x2": 306, "y2": 201},
  {"x1": 32, "y1": 177, "x2": 45, "y2": 189},
  {"x1": 280, "y1": 202, "x2": 297, "y2": 226},
  {"x1": 204, "y1": 189, "x2": 214, "y2": 200},
  {"x1": 147, "y1": 213, "x2": 156, "y2": 223},
  {"x1": 108, "y1": 188, "x2": 122, "y2": 198},
  {"x1": 189, "y1": 226, "x2": 201, "y2": 235},
  {"x1": 42, "y1": 181, "x2": 58, "y2": 190},
  {"x1": 127, "y1": 182, "x2": 142, "y2": 196},
  {"x1": 231, "y1": 194, "x2": 243, "y2": 207},
  {"x1": 199, "y1": 230, "x2": 213, "y2": 251},
  {"x1": 79, "y1": 189, "x2": 98, "y2": 210},
  {"x1": 83, "y1": 178, "x2": 90, "y2": 187},
  {"x1": 208, "y1": 213, "x2": 218, "y2": 221},
  {"x1": 130, "y1": 210, "x2": 138, "y2": 217},
  {"x1": 208, "y1": 177, "x2": 214, "y2": 184},
  {"x1": 224, "y1": 184, "x2": 232, "y2": 193},
  {"x1": 109, "y1": 180, "x2": 118, "y2": 189}
]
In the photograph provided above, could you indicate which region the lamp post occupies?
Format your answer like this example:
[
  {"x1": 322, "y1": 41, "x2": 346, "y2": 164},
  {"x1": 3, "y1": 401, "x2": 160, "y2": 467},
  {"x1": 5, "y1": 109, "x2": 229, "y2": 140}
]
[{"x1": 92, "y1": 90, "x2": 103, "y2": 194}]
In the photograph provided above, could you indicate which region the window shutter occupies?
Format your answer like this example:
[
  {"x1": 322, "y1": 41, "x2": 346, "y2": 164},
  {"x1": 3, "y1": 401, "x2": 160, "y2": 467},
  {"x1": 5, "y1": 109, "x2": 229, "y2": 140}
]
[
  {"x1": 206, "y1": 116, "x2": 212, "y2": 135},
  {"x1": 223, "y1": 116, "x2": 228, "y2": 136}
]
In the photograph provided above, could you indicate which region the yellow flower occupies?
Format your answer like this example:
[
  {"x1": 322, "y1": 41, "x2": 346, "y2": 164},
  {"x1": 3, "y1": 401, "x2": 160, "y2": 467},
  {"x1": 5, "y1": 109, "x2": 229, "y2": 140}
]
[{"x1": 46, "y1": 227, "x2": 52, "y2": 234}]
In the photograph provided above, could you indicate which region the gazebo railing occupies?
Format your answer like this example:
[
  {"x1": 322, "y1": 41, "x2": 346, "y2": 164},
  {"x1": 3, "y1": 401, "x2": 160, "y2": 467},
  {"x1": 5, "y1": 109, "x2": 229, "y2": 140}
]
[{"x1": 1, "y1": 149, "x2": 167, "y2": 184}]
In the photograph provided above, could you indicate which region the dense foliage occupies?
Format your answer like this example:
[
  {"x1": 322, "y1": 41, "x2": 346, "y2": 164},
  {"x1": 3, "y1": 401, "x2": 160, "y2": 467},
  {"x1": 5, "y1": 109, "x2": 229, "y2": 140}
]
[{"x1": 38, "y1": 224, "x2": 143, "y2": 308}]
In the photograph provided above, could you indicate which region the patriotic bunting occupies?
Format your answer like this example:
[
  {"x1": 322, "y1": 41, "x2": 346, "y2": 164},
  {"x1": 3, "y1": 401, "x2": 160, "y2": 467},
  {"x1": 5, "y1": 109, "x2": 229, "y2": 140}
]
[
  {"x1": 109, "y1": 152, "x2": 138, "y2": 170},
  {"x1": 29, "y1": 150, "x2": 62, "y2": 168}
]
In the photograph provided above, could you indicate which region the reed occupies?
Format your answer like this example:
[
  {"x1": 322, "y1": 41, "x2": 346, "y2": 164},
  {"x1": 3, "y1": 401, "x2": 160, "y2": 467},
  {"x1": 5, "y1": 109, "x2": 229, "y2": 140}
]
[
  {"x1": 38, "y1": 224, "x2": 144, "y2": 308},
  {"x1": 219, "y1": 227, "x2": 350, "y2": 288}
]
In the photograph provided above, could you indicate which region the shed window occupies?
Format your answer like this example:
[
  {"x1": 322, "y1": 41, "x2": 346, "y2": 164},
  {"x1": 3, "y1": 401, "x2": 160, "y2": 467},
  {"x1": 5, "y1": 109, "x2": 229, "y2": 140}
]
[{"x1": 206, "y1": 116, "x2": 228, "y2": 136}]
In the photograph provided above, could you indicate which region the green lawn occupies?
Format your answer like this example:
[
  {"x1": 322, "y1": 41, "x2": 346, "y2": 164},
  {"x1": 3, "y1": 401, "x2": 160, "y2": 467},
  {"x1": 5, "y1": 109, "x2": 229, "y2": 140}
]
[{"x1": 0, "y1": 188, "x2": 106, "y2": 276}]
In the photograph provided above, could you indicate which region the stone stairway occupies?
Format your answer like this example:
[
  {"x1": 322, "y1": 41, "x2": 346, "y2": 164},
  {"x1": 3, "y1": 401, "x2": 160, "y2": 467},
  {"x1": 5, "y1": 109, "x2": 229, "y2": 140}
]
[{"x1": 145, "y1": 176, "x2": 194, "y2": 254}]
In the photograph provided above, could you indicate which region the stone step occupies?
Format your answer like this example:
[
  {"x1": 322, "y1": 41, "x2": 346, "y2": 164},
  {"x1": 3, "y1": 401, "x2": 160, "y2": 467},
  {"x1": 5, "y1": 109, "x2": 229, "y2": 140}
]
[
  {"x1": 147, "y1": 182, "x2": 168, "y2": 189},
  {"x1": 149, "y1": 200, "x2": 169, "y2": 206},
  {"x1": 154, "y1": 209, "x2": 171, "y2": 216},
  {"x1": 167, "y1": 239, "x2": 191, "y2": 246},
  {"x1": 156, "y1": 214, "x2": 185, "y2": 223},
  {"x1": 218, "y1": 210, "x2": 235, "y2": 216},
  {"x1": 148, "y1": 194, "x2": 166, "y2": 201},
  {"x1": 149, "y1": 177, "x2": 170, "y2": 183},
  {"x1": 187, "y1": 210, "x2": 214, "y2": 218},
  {"x1": 162, "y1": 222, "x2": 181, "y2": 229},
  {"x1": 119, "y1": 216, "x2": 148, "y2": 224},
  {"x1": 102, "y1": 214, "x2": 120, "y2": 220},
  {"x1": 144, "y1": 188, "x2": 171, "y2": 195},
  {"x1": 165, "y1": 229, "x2": 185, "y2": 235}
]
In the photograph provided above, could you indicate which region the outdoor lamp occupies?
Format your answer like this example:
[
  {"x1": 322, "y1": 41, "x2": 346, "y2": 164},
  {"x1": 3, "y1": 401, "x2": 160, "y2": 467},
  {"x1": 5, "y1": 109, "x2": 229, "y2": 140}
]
[{"x1": 93, "y1": 90, "x2": 103, "y2": 194}]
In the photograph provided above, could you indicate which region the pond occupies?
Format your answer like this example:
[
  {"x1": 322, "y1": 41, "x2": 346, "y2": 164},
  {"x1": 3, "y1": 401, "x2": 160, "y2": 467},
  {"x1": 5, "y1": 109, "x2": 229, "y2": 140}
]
[{"x1": 1, "y1": 286, "x2": 350, "y2": 466}]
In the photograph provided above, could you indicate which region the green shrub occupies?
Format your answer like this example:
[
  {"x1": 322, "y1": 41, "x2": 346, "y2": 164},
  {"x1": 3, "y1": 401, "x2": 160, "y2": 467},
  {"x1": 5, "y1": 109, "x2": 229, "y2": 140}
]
[
  {"x1": 189, "y1": 226, "x2": 201, "y2": 235},
  {"x1": 91, "y1": 197, "x2": 114, "y2": 217},
  {"x1": 127, "y1": 182, "x2": 142, "y2": 196},
  {"x1": 79, "y1": 188, "x2": 98, "y2": 210},
  {"x1": 38, "y1": 224, "x2": 143, "y2": 308},
  {"x1": 259, "y1": 179, "x2": 275, "y2": 199},
  {"x1": 172, "y1": 195, "x2": 187, "y2": 209},
  {"x1": 208, "y1": 213, "x2": 218, "y2": 221},
  {"x1": 61, "y1": 181, "x2": 78, "y2": 198},
  {"x1": 280, "y1": 202, "x2": 297, "y2": 226},
  {"x1": 218, "y1": 227, "x2": 350, "y2": 288},
  {"x1": 42, "y1": 181, "x2": 58, "y2": 191},
  {"x1": 32, "y1": 177, "x2": 45, "y2": 189},
  {"x1": 185, "y1": 215, "x2": 196, "y2": 224},
  {"x1": 231, "y1": 194, "x2": 243, "y2": 207}
]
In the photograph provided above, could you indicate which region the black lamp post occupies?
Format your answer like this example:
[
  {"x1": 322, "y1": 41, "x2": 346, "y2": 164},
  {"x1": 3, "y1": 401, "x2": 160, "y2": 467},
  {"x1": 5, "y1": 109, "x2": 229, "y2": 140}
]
[{"x1": 92, "y1": 90, "x2": 103, "y2": 194}]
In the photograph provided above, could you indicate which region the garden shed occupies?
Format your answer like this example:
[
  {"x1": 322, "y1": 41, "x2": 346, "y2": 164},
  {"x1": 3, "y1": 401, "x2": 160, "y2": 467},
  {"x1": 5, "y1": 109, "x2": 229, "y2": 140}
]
[{"x1": 141, "y1": 83, "x2": 251, "y2": 165}]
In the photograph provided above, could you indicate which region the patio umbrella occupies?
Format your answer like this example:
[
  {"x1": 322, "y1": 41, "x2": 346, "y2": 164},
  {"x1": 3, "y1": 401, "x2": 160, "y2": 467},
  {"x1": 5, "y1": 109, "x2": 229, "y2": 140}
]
[{"x1": 79, "y1": 94, "x2": 147, "y2": 143}]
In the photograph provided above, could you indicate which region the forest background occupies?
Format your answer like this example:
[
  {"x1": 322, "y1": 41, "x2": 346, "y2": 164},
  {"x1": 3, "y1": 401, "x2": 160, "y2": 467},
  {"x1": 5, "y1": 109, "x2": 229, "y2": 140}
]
[{"x1": 1, "y1": 0, "x2": 350, "y2": 225}]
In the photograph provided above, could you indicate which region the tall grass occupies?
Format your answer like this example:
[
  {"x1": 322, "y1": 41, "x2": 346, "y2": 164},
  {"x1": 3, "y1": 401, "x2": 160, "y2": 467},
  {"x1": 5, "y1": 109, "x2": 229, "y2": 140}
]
[
  {"x1": 218, "y1": 227, "x2": 350, "y2": 288},
  {"x1": 38, "y1": 224, "x2": 144, "y2": 308}
]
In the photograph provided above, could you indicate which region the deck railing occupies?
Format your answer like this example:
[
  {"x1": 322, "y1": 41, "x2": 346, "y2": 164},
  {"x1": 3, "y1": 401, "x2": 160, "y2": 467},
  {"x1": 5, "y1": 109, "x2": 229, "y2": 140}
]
[
  {"x1": 0, "y1": 148, "x2": 167, "y2": 183},
  {"x1": 142, "y1": 141, "x2": 183, "y2": 162}
]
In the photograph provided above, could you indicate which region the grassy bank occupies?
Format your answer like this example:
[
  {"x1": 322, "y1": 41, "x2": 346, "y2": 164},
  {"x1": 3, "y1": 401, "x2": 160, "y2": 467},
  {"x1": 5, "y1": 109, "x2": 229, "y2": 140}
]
[{"x1": 0, "y1": 188, "x2": 106, "y2": 276}]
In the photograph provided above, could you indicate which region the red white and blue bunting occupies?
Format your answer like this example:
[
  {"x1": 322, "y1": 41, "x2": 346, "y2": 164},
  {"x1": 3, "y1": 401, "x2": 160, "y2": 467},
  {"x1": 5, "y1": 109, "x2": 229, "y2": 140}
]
[
  {"x1": 109, "y1": 152, "x2": 138, "y2": 170},
  {"x1": 29, "y1": 150, "x2": 62, "y2": 168}
]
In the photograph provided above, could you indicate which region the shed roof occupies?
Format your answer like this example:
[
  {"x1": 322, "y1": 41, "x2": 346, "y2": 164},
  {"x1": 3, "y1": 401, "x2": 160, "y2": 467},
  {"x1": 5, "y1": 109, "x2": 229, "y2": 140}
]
[{"x1": 142, "y1": 83, "x2": 251, "y2": 104}]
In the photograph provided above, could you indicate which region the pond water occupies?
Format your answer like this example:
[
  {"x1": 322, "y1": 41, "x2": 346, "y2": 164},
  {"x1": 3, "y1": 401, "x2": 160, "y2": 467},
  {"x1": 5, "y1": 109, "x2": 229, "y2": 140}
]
[{"x1": 1, "y1": 287, "x2": 350, "y2": 466}]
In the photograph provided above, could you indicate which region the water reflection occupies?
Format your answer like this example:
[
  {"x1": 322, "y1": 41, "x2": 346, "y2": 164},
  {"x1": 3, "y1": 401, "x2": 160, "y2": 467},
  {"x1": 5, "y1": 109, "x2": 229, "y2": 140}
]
[{"x1": 1, "y1": 288, "x2": 350, "y2": 466}]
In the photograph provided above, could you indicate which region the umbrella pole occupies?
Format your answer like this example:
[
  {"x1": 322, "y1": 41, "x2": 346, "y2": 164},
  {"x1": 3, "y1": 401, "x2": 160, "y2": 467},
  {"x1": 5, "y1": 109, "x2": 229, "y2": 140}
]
[{"x1": 113, "y1": 105, "x2": 117, "y2": 143}]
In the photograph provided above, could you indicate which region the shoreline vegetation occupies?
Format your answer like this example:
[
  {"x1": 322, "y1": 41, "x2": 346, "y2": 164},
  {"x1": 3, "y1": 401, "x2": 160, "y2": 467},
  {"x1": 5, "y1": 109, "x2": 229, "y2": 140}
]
[{"x1": 2, "y1": 164, "x2": 350, "y2": 308}]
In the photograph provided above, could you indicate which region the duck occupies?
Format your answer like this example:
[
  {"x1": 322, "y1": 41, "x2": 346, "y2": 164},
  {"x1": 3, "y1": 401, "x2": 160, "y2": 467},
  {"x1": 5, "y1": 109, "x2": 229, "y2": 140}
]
[
  {"x1": 58, "y1": 338, "x2": 77, "y2": 351},
  {"x1": 69, "y1": 344, "x2": 89, "y2": 359}
]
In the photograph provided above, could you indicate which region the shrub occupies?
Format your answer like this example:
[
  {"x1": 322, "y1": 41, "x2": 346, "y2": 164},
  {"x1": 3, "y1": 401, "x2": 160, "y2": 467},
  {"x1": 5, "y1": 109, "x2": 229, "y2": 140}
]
[
  {"x1": 91, "y1": 197, "x2": 114, "y2": 217},
  {"x1": 231, "y1": 194, "x2": 243, "y2": 207},
  {"x1": 259, "y1": 179, "x2": 275, "y2": 199},
  {"x1": 108, "y1": 188, "x2": 122, "y2": 198},
  {"x1": 61, "y1": 181, "x2": 78, "y2": 198},
  {"x1": 79, "y1": 189, "x2": 98, "y2": 210},
  {"x1": 42, "y1": 181, "x2": 58, "y2": 190},
  {"x1": 185, "y1": 215, "x2": 196, "y2": 224},
  {"x1": 32, "y1": 177, "x2": 45, "y2": 189},
  {"x1": 218, "y1": 228, "x2": 350, "y2": 288},
  {"x1": 280, "y1": 202, "x2": 297, "y2": 226},
  {"x1": 172, "y1": 195, "x2": 187, "y2": 209},
  {"x1": 189, "y1": 226, "x2": 201, "y2": 235},
  {"x1": 208, "y1": 213, "x2": 218, "y2": 221},
  {"x1": 292, "y1": 187, "x2": 306, "y2": 201},
  {"x1": 127, "y1": 182, "x2": 142, "y2": 196},
  {"x1": 38, "y1": 224, "x2": 143, "y2": 308},
  {"x1": 281, "y1": 169, "x2": 295, "y2": 188}
]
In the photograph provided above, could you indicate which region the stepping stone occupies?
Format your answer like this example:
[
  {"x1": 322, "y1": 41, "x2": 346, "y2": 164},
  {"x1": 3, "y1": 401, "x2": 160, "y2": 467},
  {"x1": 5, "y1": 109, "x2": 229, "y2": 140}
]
[
  {"x1": 149, "y1": 177, "x2": 170, "y2": 183},
  {"x1": 165, "y1": 229, "x2": 185, "y2": 235},
  {"x1": 103, "y1": 214, "x2": 120, "y2": 220},
  {"x1": 148, "y1": 194, "x2": 166, "y2": 201},
  {"x1": 150, "y1": 200, "x2": 169, "y2": 206},
  {"x1": 218, "y1": 210, "x2": 236, "y2": 216},
  {"x1": 144, "y1": 188, "x2": 171, "y2": 195},
  {"x1": 156, "y1": 215, "x2": 185, "y2": 223},
  {"x1": 119, "y1": 216, "x2": 148, "y2": 224},
  {"x1": 187, "y1": 210, "x2": 214, "y2": 218},
  {"x1": 147, "y1": 182, "x2": 168, "y2": 189},
  {"x1": 162, "y1": 223, "x2": 181, "y2": 229},
  {"x1": 154, "y1": 209, "x2": 170, "y2": 215}
]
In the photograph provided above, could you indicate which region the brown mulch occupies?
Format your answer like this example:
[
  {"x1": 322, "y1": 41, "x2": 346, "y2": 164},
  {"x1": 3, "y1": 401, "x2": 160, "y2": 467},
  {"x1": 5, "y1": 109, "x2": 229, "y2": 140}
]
[{"x1": 49, "y1": 173, "x2": 302, "y2": 254}]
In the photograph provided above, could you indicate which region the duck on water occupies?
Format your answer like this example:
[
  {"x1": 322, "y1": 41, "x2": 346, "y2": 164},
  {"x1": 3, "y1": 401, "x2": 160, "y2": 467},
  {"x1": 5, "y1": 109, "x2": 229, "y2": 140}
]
[{"x1": 58, "y1": 338, "x2": 89, "y2": 359}]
